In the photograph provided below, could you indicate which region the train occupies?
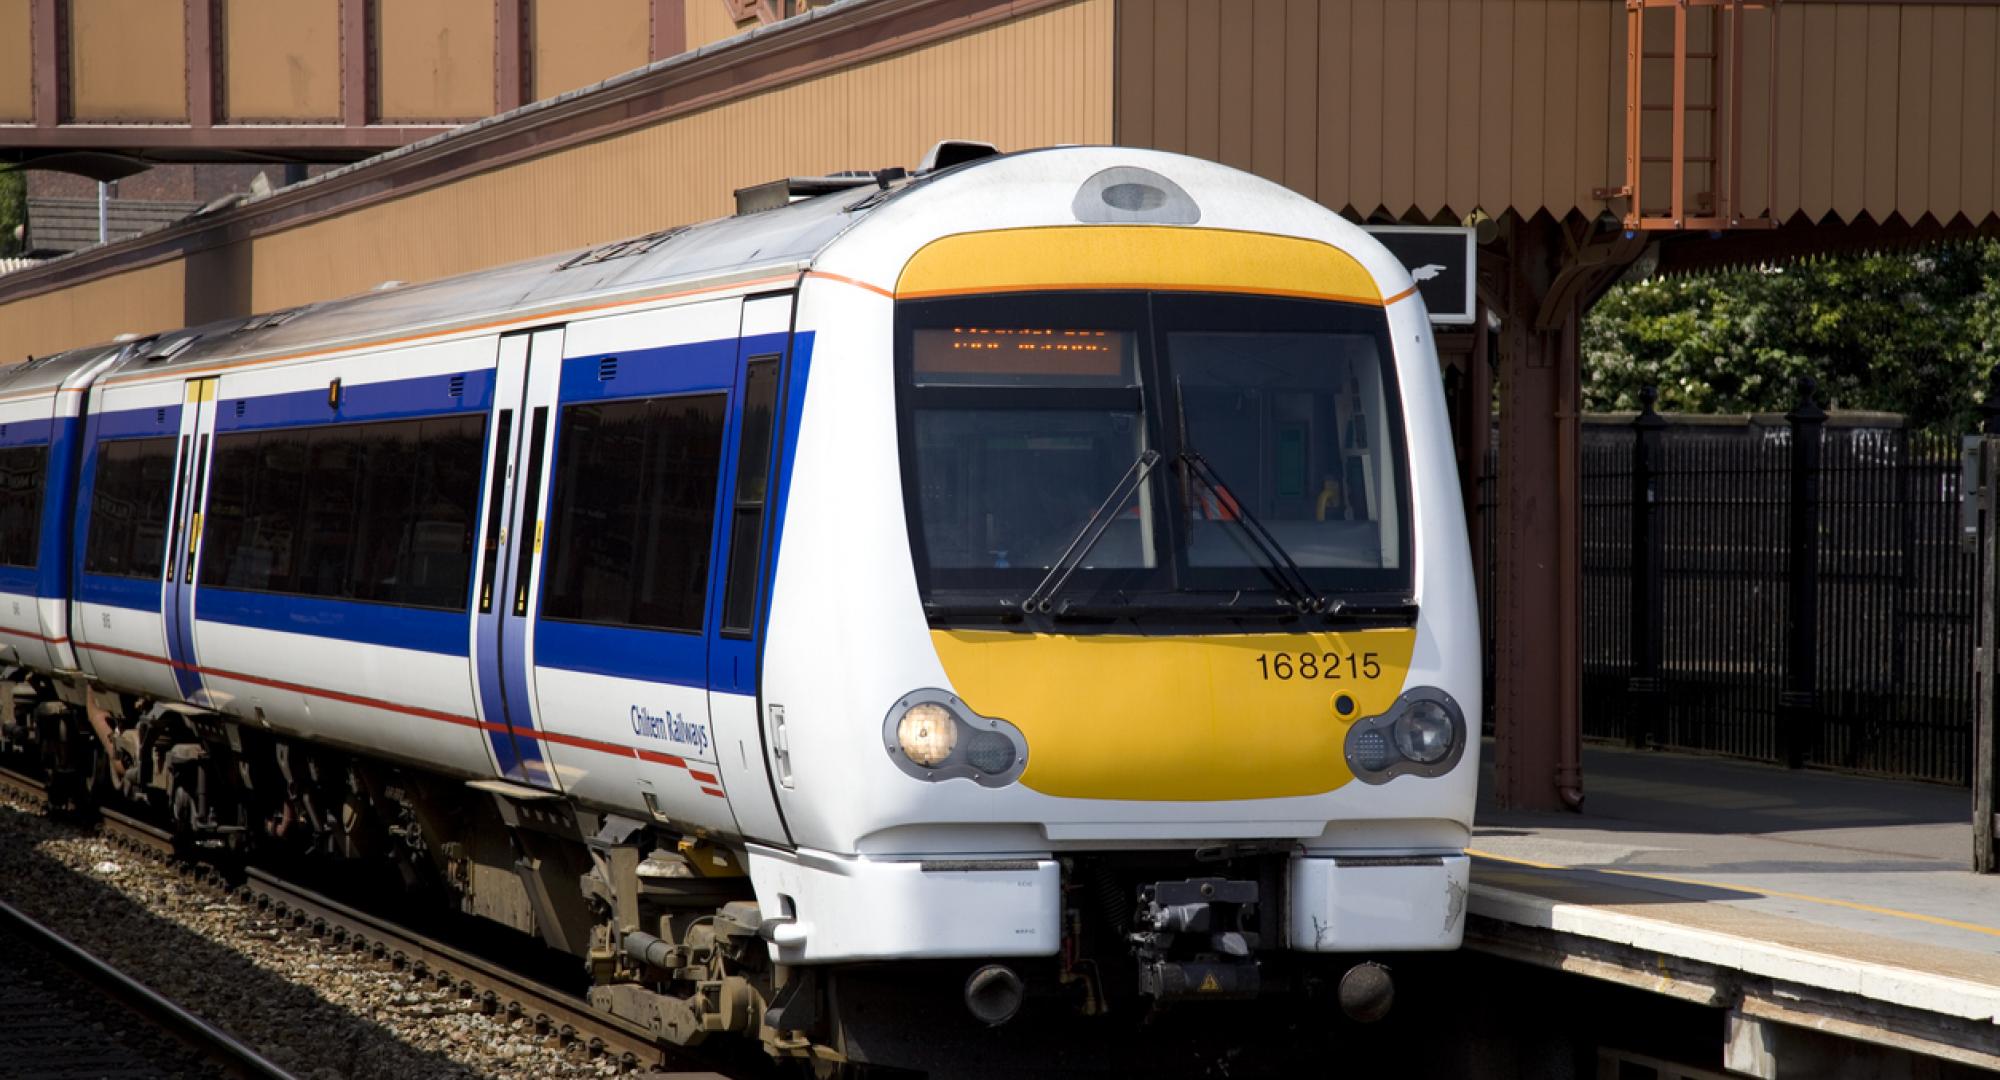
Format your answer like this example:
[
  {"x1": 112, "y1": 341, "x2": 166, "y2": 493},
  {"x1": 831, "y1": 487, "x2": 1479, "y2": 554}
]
[{"x1": 0, "y1": 143, "x2": 1478, "y2": 1074}]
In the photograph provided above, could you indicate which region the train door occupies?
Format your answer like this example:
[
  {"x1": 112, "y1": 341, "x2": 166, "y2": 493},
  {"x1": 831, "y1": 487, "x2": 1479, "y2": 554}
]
[
  {"x1": 160, "y1": 377, "x2": 218, "y2": 704},
  {"x1": 469, "y1": 329, "x2": 563, "y2": 789},
  {"x1": 524, "y1": 297, "x2": 743, "y2": 829},
  {"x1": 705, "y1": 295, "x2": 795, "y2": 843}
]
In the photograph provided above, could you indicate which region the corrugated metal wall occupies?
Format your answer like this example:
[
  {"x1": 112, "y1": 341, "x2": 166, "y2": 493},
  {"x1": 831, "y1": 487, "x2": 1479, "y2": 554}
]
[
  {"x1": 533, "y1": 0, "x2": 654, "y2": 99},
  {"x1": 1772, "y1": 2, "x2": 2000, "y2": 226},
  {"x1": 687, "y1": 0, "x2": 760, "y2": 50},
  {"x1": 1116, "y1": 0, "x2": 2000, "y2": 227},
  {"x1": 1117, "y1": 0, "x2": 1627, "y2": 220},
  {"x1": 249, "y1": 0, "x2": 1112, "y2": 312},
  {"x1": 0, "y1": 0, "x2": 1113, "y2": 354},
  {"x1": 1, "y1": 262, "x2": 187, "y2": 358}
]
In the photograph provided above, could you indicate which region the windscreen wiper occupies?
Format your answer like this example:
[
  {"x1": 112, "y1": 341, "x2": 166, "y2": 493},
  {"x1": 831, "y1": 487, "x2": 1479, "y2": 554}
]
[
  {"x1": 1325, "y1": 595, "x2": 1419, "y2": 619},
  {"x1": 1023, "y1": 448, "x2": 1163, "y2": 614},
  {"x1": 1178, "y1": 450, "x2": 1326, "y2": 613}
]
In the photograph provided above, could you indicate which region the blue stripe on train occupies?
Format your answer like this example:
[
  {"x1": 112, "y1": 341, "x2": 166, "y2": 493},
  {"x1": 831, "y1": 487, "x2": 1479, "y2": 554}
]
[
  {"x1": 216, "y1": 370, "x2": 496, "y2": 432},
  {"x1": 533, "y1": 618, "x2": 709, "y2": 688},
  {"x1": 41, "y1": 418, "x2": 79, "y2": 604},
  {"x1": 77, "y1": 571, "x2": 163, "y2": 613},
  {"x1": 95, "y1": 406, "x2": 183, "y2": 440},
  {"x1": 0, "y1": 418, "x2": 51, "y2": 448},
  {"x1": 758, "y1": 331, "x2": 814, "y2": 664},
  {"x1": 196, "y1": 588, "x2": 471, "y2": 656},
  {"x1": 556, "y1": 337, "x2": 738, "y2": 403}
]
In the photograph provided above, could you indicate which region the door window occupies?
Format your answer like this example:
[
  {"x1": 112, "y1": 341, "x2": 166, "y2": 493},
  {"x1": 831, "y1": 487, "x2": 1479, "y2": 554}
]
[
  {"x1": 541, "y1": 393, "x2": 726, "y2": 633},
  {"x1": 83, "y1": 437, "x2": 177, "y2": 579}
]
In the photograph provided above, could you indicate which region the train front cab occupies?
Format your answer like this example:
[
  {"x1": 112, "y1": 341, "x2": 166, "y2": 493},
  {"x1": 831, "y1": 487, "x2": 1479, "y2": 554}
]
[{"x1": 751, "y1": 152, "x2": 1479, "y2": 1032}]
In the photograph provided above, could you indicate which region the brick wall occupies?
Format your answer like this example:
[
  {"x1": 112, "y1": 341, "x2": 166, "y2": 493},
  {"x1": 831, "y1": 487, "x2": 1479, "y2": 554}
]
[{"x1": 26, "y1": 163, "x2": 329, "y2": 203}]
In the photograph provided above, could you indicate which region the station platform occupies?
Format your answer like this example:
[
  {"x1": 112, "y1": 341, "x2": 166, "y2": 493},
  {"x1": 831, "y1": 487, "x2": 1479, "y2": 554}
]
[{"x1": 1467, "y1": 743, "x2": 2000, "y2": 1075}]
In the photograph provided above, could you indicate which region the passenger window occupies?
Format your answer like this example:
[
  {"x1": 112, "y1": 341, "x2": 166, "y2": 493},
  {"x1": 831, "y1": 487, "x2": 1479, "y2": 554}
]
[
  {"x1": 542, "y1": 393, "x2": 726, "y2": 633},
  {"x1": 722, "y1": 357, "x2": 781, "y2": 635},
  {"x1": 0, "y1": 445, "x2": 48, "y2": 569},
  {"x1": 83, "y1": 437, "x2": 177, "y2": 579},
  {"x1": 201, "y1": 415, "x2": 486, "y2": 609},
  {"x1": 203, "y1": 430, "x2": 306, "y2": 593}
]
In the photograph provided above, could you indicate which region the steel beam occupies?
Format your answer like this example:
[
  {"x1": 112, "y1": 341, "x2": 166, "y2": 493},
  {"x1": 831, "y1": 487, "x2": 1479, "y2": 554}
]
[
  {"x1": 0, "y1": 125, "x2": 453, "y2": 151},
  {"x1": 31, "y1": 0, "x2": 60, "y2": 127},
  {"x1": 653, "y1": 0, "x2": 688, "y2": 60},
  {"x1": 497, "y1": 0, "x2": 527, "y2": 111},
  {"x1": 1492, "y1": 220, "x2": 1585, "y2": 812},
  {"x1": 187, "y1": 0, "x2": 216, "y2": 129},
  {"x1": 1976, "y1": 437, "x2": 1999, "y2": 872},
  {"x1": 342, "y1": 0, "x2": 369, "y2": 127}
]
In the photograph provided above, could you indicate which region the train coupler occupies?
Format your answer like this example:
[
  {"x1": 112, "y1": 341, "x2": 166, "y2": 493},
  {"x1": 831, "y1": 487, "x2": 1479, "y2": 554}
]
[{"x1": 1131, "y1": 877, "x2": 1262, "y2": 1001}]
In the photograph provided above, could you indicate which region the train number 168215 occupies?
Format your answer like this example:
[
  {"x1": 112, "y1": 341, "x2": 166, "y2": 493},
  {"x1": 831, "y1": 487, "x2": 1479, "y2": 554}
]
[{"x1": 1255, "y1": 651, "x2": 1381, "y2": 681}]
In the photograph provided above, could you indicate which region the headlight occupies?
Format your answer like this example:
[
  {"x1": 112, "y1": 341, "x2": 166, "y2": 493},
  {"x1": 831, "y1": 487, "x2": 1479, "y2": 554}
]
[
  {"x1": 1392, "y1": 700, "x2": 1456, "y2": 764},
  {"x1": 882, "y1": 691, "x2": 1028, "y2": 787},
  {"x1": 1343, "y1": 688, "x2": 1466, "y2": 783},
  {"x1": 896, "y1": 702, "x2": 958, "y2": 767}
]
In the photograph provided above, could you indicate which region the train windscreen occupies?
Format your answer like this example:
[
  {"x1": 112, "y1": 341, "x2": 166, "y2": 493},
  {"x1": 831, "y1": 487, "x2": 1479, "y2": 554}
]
[{"x1": 896, "y1": 291, "x2": 1410, "y2": 619}]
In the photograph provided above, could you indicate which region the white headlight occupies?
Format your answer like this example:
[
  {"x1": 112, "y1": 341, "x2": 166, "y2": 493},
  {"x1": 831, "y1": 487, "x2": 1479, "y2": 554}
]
[
  {"x1": 1392, "y1": 700, "x2": 1457, "y2": 765},
  {"x1": 896, "y1": 702, "x2": 958, "y2": 767}
]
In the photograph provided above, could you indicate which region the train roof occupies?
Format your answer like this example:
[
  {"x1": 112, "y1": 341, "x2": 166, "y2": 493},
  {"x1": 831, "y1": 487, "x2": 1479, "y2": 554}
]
[
  {"x1": 89, "y1": 171, "x2": 898, "y2": 382},
  {"x1": 0, "y1": 340, "x2": 128, "y2": 397},
  {"x1": 16, "y1": 145, "x2": 1420, "y2": 393}
]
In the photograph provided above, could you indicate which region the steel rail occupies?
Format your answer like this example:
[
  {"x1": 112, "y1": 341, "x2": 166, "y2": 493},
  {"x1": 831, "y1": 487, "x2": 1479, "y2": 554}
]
[
  {"x1": 235, "y1": 865, "x2": 668, "y2": 1072},
  {"x1": 0, "y1": 764, "x2": 46, "y2": 805},
  {"x1": 0, "y1": 896, "x2": 299, "y2": 1080},
  {"x1": 102, "y1": 805, "x2": 179, "y2": 858},
  {"x1": 0, "y1": 763, "x2": 676, "y2": 1074}
]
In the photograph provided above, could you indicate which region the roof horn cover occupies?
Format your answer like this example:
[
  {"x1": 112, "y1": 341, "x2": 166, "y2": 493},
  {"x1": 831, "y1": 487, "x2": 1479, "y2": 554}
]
[{"x1": 1071, "y1": 166, "x2": 1200, "y2": 225}]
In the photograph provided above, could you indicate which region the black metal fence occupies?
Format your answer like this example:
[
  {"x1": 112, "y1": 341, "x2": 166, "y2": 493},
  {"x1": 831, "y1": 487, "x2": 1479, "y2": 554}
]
[{"x1": 1568, "y1": 396, "x2": 1978, "y2": 785}]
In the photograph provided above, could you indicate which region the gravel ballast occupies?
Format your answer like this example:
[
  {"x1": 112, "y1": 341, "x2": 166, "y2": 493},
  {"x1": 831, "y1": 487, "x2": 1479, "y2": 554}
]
[{"x1": 0, "y1": 790, "x2": 637, "y2": 1080}]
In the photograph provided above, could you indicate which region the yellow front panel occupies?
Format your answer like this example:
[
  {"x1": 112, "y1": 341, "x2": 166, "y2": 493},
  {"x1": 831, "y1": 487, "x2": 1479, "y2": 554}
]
[
  {"x1": 931, "y1": 629, "x2": 1417, "y2": 802},
  {"x1": 895, "y1": 226, "x2": 1383, "y2": 305}
]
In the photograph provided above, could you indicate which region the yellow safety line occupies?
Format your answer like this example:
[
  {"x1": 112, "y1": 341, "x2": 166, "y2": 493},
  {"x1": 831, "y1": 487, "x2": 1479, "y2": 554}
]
[{"x1": 1468, "y1": 848, "x2": 2000, "y2": 941}]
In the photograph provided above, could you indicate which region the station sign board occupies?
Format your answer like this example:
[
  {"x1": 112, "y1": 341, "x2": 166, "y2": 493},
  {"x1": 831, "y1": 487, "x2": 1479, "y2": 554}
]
[{"x1": 1362, "y1": 225, "x2": 1477, "y2": 325}]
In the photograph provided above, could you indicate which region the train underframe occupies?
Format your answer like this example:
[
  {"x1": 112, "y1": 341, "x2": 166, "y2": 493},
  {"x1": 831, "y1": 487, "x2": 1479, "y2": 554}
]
[{"x1": 0, "y1": 667, "x2": 1396, "y2": 1075}]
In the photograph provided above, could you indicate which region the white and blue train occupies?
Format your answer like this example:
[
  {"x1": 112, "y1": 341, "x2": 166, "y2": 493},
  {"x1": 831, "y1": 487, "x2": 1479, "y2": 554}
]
[{"x1": 0, "y1": 144, "x2": 1478, "y2": 1071}]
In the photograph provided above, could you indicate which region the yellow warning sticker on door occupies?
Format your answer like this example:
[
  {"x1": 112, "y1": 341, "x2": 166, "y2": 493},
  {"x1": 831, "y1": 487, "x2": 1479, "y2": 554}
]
[{"x1": 1199, "y1": 972, "x2": 1221, "y2": 993}]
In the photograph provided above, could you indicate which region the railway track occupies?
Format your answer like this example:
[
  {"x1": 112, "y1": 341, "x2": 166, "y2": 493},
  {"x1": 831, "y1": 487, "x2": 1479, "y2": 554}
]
[
  {"x1": 0, "y1": 891, "x2": 296, "y2": 1079},
  {"x1": 0, "y1": 766, "x2": 699, "y2": 1078}
]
